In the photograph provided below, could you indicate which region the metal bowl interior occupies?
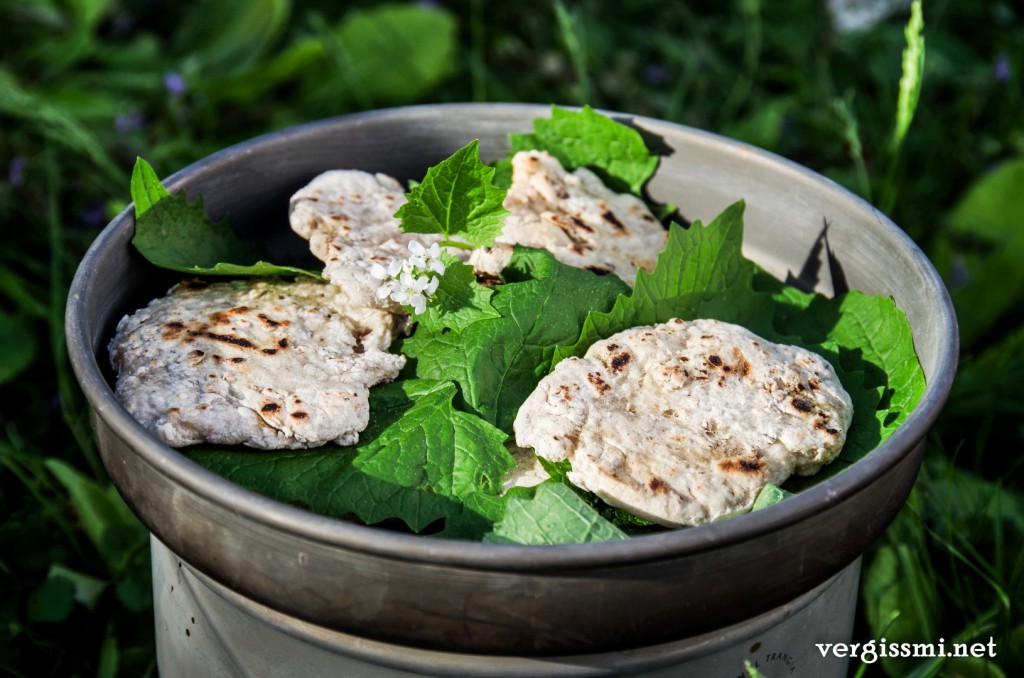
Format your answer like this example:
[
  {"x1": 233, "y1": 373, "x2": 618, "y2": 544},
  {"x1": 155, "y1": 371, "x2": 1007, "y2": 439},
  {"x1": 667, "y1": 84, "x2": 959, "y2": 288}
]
[{"x1": 66, "y1": 103, "x2": 957, "y2": 654}]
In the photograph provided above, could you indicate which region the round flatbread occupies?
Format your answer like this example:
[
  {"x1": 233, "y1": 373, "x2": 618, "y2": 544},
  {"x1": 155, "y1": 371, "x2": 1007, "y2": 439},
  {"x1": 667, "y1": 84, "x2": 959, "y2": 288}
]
[
  {"x1": 513, "y1": 318, "x2": 853, "y2": 526},
  {"x1": 109, "y1": 278, "x2": 404, "y2": 450}
]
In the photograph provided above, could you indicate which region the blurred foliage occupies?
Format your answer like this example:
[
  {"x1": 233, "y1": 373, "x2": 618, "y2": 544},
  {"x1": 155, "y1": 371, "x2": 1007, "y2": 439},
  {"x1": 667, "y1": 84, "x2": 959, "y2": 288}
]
[{"x1": 0, "y1": 0, "x2": 1021, "y2": 675}]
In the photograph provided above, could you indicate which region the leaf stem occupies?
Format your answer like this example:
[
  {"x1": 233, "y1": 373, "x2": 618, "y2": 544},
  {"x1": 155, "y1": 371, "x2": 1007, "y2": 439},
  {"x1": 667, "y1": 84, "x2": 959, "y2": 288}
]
[{"x1": 438, "y1": 239, "x2": 475, "y2": 251}]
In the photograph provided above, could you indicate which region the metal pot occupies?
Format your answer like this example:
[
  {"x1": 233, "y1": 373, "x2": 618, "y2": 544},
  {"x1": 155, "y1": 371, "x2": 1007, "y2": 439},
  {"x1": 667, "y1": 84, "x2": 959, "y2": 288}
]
[{"x1": 66, "y1": 103, "x2": 957, "y2": 655}]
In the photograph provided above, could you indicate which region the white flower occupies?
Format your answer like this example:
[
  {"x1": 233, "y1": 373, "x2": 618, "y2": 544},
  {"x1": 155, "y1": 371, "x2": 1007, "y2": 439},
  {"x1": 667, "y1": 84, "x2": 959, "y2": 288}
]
[
  {"x1": 375, "y1": 279, "x2": 397, "y2": 299},
  {"x1": 373, "y1": 240, "x2": 446, "y2": 315}
]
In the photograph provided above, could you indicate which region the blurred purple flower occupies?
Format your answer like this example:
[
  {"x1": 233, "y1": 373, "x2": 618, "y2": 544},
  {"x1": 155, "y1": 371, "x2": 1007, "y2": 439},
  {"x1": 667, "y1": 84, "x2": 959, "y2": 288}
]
[
  {"x1": 164, "y1": 71, "x2": 187, "y2": 98},
  {"x1": 993, "y1": 55, "x2": 1012, "y2": 82},
  {"x1": 643, "y1": 63, "x2": 670, "y2": 86},
  {"x1": 115, "y1": 109, "x2": 145, "y2": 134},
  {"x1": 79, "y1": 201, "x2": 108, "y2": 227},
  {"x1": 8, "y1": 157, "x2": 25, "y2": 186}
]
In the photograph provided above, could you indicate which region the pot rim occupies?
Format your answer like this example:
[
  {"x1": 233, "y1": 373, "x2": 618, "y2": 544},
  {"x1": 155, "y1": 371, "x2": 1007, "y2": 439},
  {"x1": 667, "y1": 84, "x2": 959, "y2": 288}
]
[{"x1": 66, "y1": 102, "x2": 959, "y2": 571}]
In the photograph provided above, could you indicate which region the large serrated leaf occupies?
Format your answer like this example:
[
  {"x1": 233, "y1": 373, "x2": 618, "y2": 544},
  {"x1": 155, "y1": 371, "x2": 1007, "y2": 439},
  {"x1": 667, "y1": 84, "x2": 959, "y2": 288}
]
[
  {"x1": 400, "y1": 247, "x2": 630, "y2": 433},
  {"x1": 485, "y1": 482, "x2": 626, "y2": 545},
  {"x1": 129, "y1": 162, "x2": 318, "y2": 278},
  {"x1": 509, "y1": 105, "x2": 659, "y2": 195},
  {"x1": 554, "y1": 201, "x2": 771, "y2": 365},
  {"x1": 396, "y1": 139, "x2": 508, "y2": 247},
  {"x1": 187, "y1": 381, "x2": 513, "y2": 535}
]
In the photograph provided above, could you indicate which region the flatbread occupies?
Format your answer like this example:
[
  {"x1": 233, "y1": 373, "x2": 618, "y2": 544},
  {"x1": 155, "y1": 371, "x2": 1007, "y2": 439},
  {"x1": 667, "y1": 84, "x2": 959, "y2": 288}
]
[
  {"x1": 109, "y1": 278, "x2": 404, "y2": 449},
  {"x1": 501, "y1": 444, "x2": 551, "y2": 494},
  {"x1": 513, "y1": 318, "x2": 853, "y2": 526},
  {"x1": 499, "y1": 151, "x2": 667, "y2": 285},
  {"x1": 288, "y1": 170, "x2": 444, "y2": 309}
]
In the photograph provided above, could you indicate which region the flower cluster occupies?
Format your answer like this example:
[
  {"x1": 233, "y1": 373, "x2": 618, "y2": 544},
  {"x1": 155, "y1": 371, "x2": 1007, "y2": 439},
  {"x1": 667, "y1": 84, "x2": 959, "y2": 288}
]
[{"x1": 371, "y1": 241, "x2": 446, "y2": 315}]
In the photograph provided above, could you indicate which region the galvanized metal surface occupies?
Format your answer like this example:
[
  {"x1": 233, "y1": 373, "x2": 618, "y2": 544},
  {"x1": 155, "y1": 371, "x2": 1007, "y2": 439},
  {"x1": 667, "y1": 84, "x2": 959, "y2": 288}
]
[
  {"x1": 153, "y1": 536, "x2": 859, "y2": 677},
  {"x1": 66, "y1": 103, "x2": 958, "y2": 654}
]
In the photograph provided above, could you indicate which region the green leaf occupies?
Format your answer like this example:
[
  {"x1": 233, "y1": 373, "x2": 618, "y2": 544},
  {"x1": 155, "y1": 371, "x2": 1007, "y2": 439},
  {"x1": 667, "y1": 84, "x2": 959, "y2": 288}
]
[
  {"x1": 751, "y1": 483, "x2": 793, "y2": 511},
  {"x1": 945, "y1": 158, "x2": 1024, "y2": 348},
  {"x1": 97, "y1": 625, "x2": 119, "y2": 678},
  {"x1": 43, "y1": 459, "x2": 139, "y2": 559},
  {"x1": 491, "y1": 156, "x2": 513, "y2": 190},
  {"x1": 187, "y1": 381, "x2": 513, "y2": 536},
  {"x1": 164, "y1": 260, "x2": 320, "y2": 278},
  {"x1": 0, "y1": 311, "x2": 36, "y2": 385},
  {"x1": 114, "y1": 564, "x2": 152, "y2": 614},
  {"x1": 129, "y1": 157, "x2": 170, "y2": 218},
  {"x1": 203, "y1": 4, "x2": 456, "y2": 107},
  {"x1": 773, "y1": 286, "x2": 924, "y2": 420},
  {"x1": 485, "y1": 482, "x2": 627, "y2": 545},
  {"x1": 744, "y1": 660, "x2": 768, "y2": 678},
  {"x1": 27, "y1": 575, "x2": 76, "y2": 623},
  {"x1": 555, "y1": 201, "x2": 771, "y2": 365},
  {"x1": 47, "y1": 564, "x2": 108, "y2": 610},
  {"x1": 353, "y1": 383, "x2": 511, "y2": 500},
  {"x1": 949, "y1": 159, "x2": 1024, "y2": 244},
  {"x1": 332, "y1": 4, "x2": 457, "y2": 104},
  {"x1": 400, "y1": 247, "x2": 630, "y2": 433},
  {"x1": 509, "y1": 105, "x2": 659, "y2": 194},
  {"x1": 131, "y1": 189, "x2": 319, "y2": 278},
  {"x1": 536, "y1": 457, "x2": 658, "y2": 534},
  {"x1": 415, "y1": 254, "x2": 500, "y2": 333},
  {"x1": 396, "y1": 140, "x2": 508, "y2": 247}
]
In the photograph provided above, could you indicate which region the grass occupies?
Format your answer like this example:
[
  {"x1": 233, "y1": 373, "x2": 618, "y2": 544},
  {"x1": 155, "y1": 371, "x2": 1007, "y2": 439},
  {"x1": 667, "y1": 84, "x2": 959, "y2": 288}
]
[{"x1": 1, "y1": 0, "x2": 1022, "y2": 675}]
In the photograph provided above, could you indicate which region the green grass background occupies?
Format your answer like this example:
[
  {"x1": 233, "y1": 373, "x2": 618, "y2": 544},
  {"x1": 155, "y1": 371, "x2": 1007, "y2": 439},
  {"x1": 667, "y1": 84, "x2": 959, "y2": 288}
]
[{"x1": 1, "y1": 0, "x2": 1021, "y2": 675}]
